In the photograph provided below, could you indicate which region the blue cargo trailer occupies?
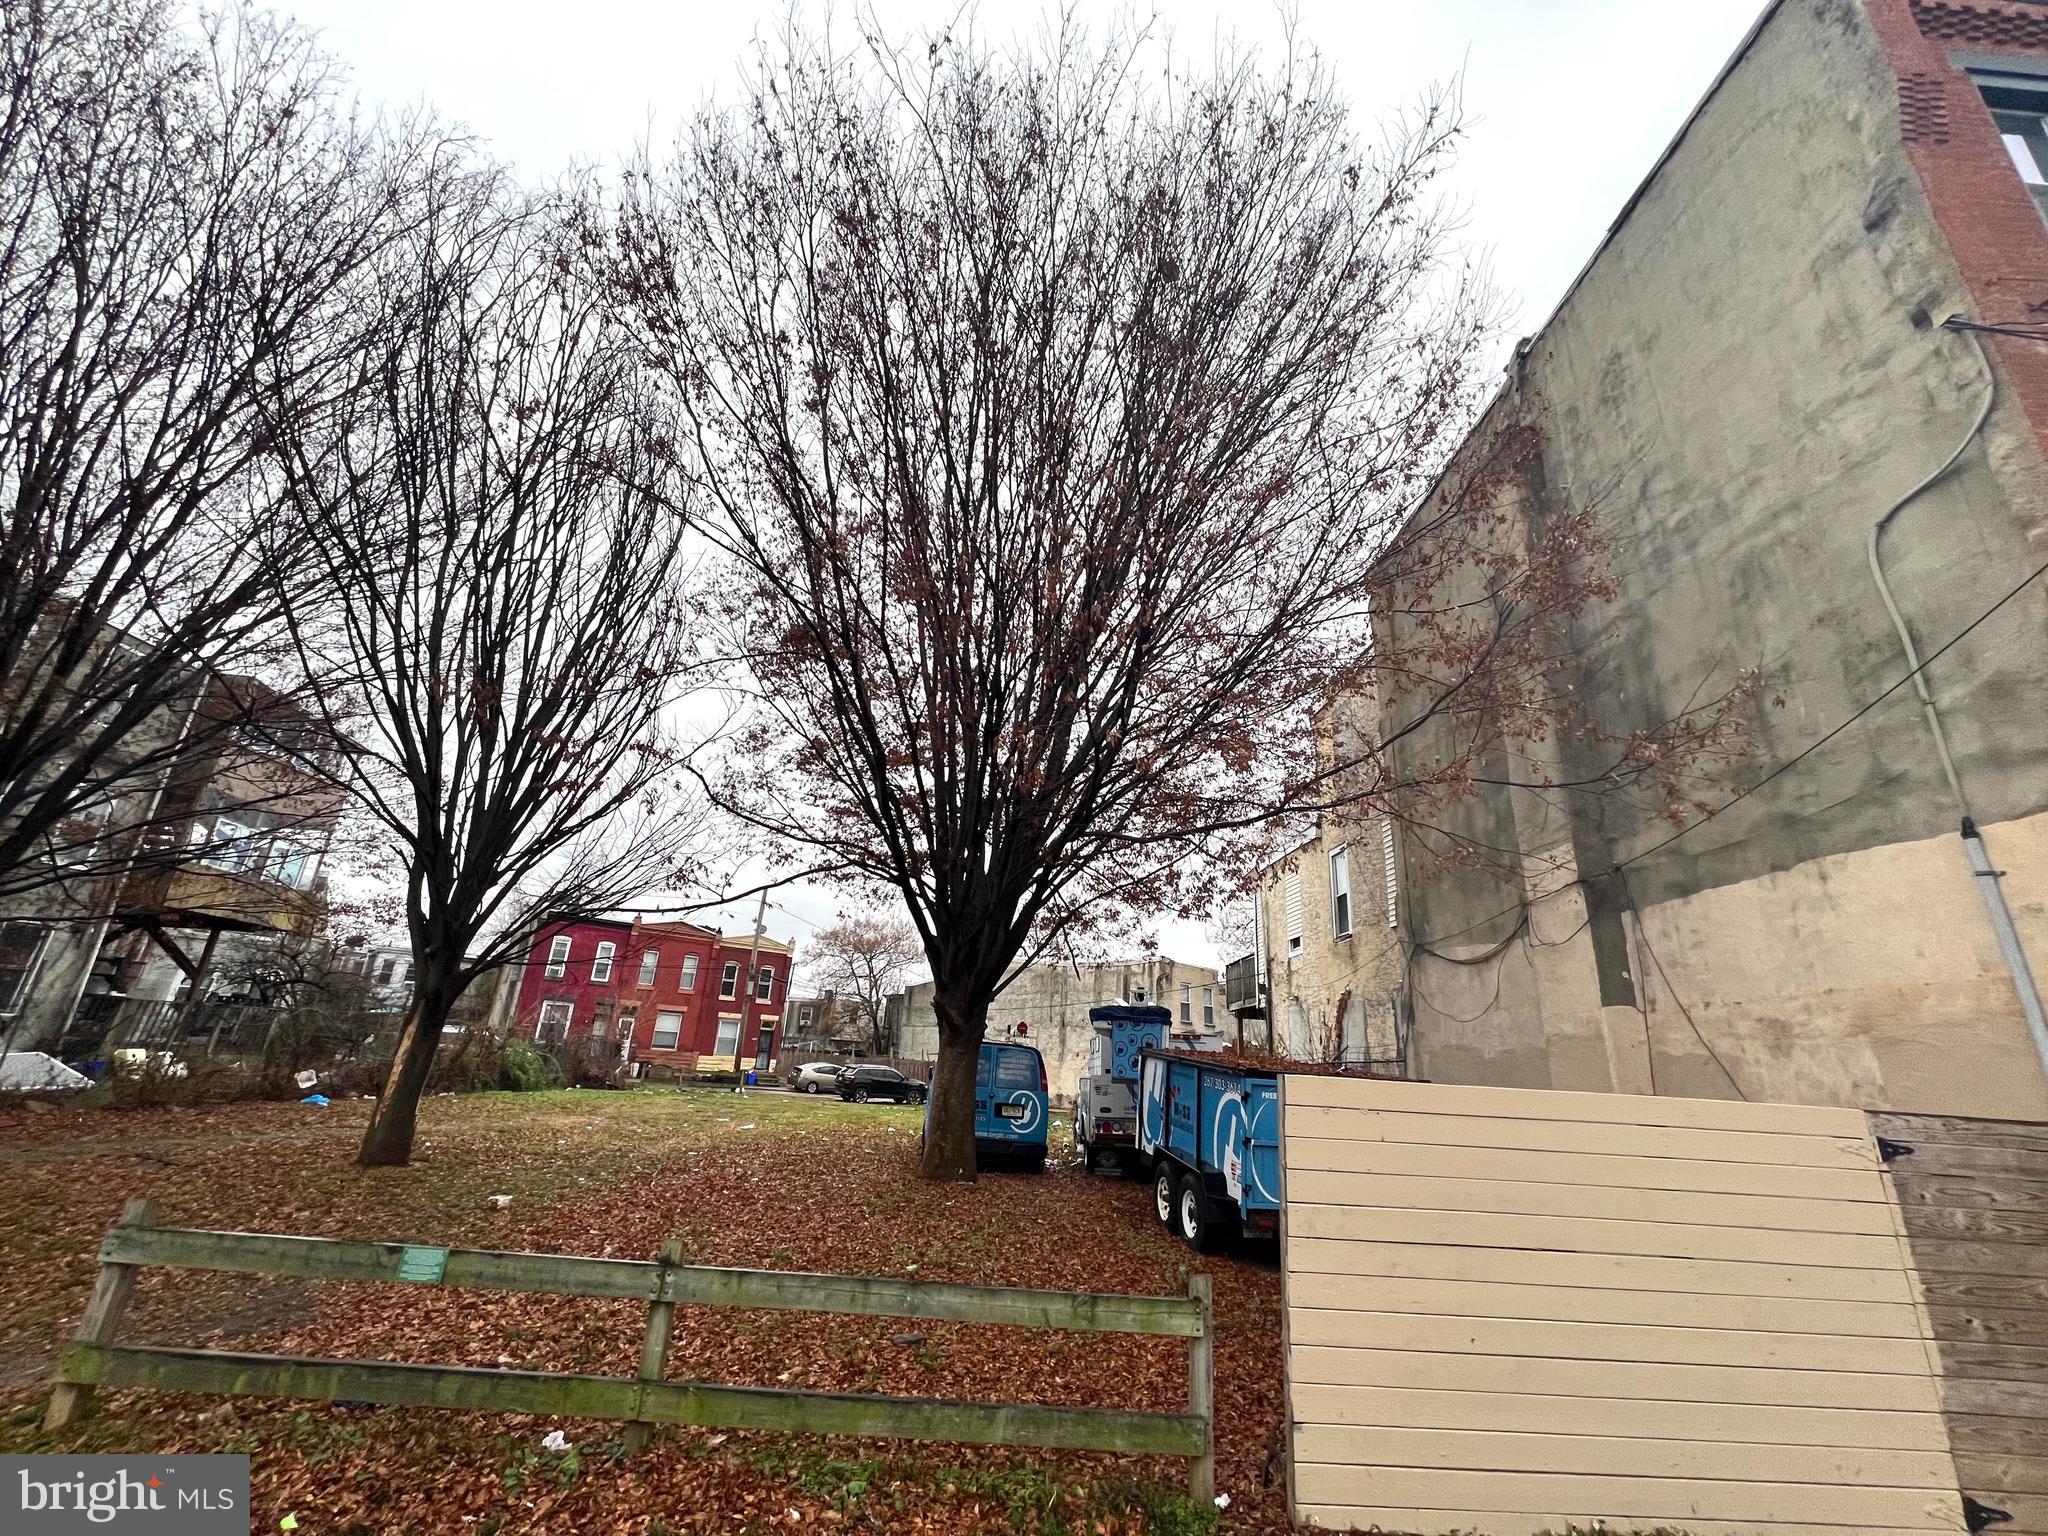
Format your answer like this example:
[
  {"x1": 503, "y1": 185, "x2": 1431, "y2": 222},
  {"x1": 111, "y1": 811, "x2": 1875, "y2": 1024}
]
[{"x1": 1136, "y1": 1049, "x2": 1281, "y2": 1249}]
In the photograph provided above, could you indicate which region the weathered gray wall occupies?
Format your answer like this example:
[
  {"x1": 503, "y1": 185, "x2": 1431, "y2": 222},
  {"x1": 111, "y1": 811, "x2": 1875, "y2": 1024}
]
[
  {"x1": 1389, "y1": 0, "x2": 2048, "y2": 1117},
  {"x1": 894, "y1": 956, "x2": 1223, "y2": 1101}
]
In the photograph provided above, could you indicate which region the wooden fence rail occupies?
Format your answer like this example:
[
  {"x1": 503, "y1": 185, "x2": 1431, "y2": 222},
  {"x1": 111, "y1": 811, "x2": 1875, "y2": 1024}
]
[{"x1": 46, "y1": 1200, "x2": 1216, "y2": 1499}]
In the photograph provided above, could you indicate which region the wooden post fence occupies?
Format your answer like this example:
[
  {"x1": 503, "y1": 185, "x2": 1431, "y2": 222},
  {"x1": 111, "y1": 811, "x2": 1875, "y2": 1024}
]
[{"x1": 44, "y1": 1216, "x2": 1214, "y2": 1494}]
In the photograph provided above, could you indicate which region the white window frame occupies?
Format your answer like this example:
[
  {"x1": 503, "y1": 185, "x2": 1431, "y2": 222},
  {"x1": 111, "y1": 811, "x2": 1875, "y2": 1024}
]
[
  {"x1": 1330, "y1": 846, "x2": 1352, "y2": 938},
  {"x1": 681, "y1": 954, "x2": 700, "y2": 991},
  {"x1": 637, "y1": 949, "x2": 659, "y2": 988},
  {"x1": 1284, "y1": 866, "x2": 1303, "y2": 955},
  {"x1": 1202, "y1": 986, "x2": 1215, "y2": 1029},
  {"x1": 536, "y1": 999, "x2": 572, "y2": 1043},
  {"x1": 754, "y1": 964, "x2": 774, "y2": 1003},
  {"x1": 544, "y1": 935, "x2": 571, "y2": 978},
  {"x1": 650, "y1": 1008, "x2": 683, "y2": 1050},
  {"x1": 719, "y1": 961, "x2": 740, "y2": 999},
  {"x1": 590, "y1": 940, "x2": 616, "y2": 984},
  {"x1": 713, "y1": 1014, "x2": 741, "y2": 1057},
  {"x1": 1179, "y1": 983, "x2": 1191, "y2": 1024}
]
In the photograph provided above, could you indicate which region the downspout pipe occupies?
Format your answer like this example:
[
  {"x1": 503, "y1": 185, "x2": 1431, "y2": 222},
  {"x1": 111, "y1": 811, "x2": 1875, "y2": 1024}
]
[{"x1": 1868, "y1": 317, "x2": 2048, "y2": 1090}]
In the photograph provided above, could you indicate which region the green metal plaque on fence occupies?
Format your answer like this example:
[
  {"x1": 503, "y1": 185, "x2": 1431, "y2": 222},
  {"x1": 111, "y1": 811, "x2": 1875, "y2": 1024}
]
[{"x1": 394, "y1": 1246, "x2": 449, "y2": 1285}]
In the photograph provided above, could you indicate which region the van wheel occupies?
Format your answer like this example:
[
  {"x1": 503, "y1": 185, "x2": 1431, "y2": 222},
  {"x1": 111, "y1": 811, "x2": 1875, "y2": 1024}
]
[
  {"x1": 1177, "y1": 1172, "x2": 1220, "y2": 1252},
  {"x1": 1153, "y1": 1164, "x2": 1177, "y2": 1226}
]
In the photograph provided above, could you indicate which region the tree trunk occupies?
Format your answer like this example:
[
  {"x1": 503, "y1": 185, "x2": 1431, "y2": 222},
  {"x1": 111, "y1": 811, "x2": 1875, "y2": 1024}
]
[
  {"x1": 917, "y1": 987, "x2": 986, "y2": 1182},
  {"x1": 357, "y1": 973, "x2": 456, "y2": 1168}
]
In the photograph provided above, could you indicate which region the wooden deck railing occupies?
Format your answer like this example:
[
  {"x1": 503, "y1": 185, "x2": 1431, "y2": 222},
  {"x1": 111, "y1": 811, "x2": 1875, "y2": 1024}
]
[{"x1": 46, "y1": 1200, "x2": 1215, "y2": 1498}]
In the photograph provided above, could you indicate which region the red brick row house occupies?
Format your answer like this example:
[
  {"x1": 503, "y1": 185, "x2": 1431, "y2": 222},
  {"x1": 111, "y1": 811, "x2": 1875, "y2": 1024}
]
[{"x1": 508, "y1": 916, "x2": 796, "y2": 1075}]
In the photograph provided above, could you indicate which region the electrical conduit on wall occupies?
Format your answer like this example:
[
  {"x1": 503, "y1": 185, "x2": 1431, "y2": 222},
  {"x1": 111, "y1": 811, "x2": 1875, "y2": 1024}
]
[{"x1": 1867, "y1": 317, "x2": 2048, "y2": 1086}]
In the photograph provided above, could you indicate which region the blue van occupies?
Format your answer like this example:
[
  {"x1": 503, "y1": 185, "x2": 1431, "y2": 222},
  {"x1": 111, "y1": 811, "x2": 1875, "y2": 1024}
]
[{"x1": 923, "y1": 1039, "x2": 1048, "y2": 1172}]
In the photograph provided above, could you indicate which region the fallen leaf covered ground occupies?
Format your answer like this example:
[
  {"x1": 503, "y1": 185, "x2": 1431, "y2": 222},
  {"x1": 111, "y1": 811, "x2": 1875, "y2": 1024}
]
[{"x1": 0, "y1": 1087, "x2": 1294, "y2": 1534}]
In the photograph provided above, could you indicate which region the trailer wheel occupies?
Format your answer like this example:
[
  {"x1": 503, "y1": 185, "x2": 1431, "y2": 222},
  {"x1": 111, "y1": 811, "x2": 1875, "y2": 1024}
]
[
  {"x1": 1177, "y1": 1172, "x2": 1221, "y2": 1253},
  {"x1": 1153, "y1": 1164, "x2": 1177, "y2": 1226}
]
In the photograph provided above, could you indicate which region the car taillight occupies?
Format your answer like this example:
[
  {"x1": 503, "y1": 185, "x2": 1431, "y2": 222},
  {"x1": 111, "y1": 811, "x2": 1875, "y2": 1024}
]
[{"x1": 1039, "y1": 1059, "x2": 1048, "y2": 1092}]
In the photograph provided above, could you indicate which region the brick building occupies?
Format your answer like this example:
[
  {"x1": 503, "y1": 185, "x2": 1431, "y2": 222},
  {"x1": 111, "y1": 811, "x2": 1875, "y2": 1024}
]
[
  {"x1": 1371, "y1": 0, "x2": 2048, "y2": 1115},
  {"x1": 508, "y1": 915, "x2": 798, "y2": 1076},
  {"x1": 509, "y1": 915, "x2": 637, "y2": 1046}
]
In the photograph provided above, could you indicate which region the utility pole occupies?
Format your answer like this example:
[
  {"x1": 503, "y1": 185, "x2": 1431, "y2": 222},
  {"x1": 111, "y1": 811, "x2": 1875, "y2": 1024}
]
[{"x1": 731, "y1": 890, "x2": 767, "y2": 1090}]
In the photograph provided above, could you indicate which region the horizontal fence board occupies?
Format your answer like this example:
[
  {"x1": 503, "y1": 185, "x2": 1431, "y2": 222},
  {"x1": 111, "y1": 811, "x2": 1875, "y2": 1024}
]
[
  {"x1": 102, "y1": 1227, "x2": 663, "y2": 1298},
  {"x1": 1887, "y1": 1144, "x2": 2048, "y2": 1183},
  {"x1": 1903, "y1": 1238, "x2": 2048, "y2": 1279},
  {"x1": 1287, "y1": 1309, "x2": 1934, "y2": 1374},
  {"x1": 1283, "y1": 1135, "x2": 1889, "y2": 1201},
  {"x1": 1892, "y1": 1174, "x2": 2048, "y2": 1212},
  {"x1": 1286, "y1": 1345, "x2": 1944, "y2": 1411},
  {"x1": 1952, "y1": 1413, "x2": 2048, "y2": 1456},
  {"x1": 57, "y1": 1344, "x2": 1204, "y2": 1456},
  {"x1": 1903, "y1": 1205, "x2": 2048, "y2": 1245},
  {"x1": 1285, "y1": 1076, "x2": 1872, "y2": 1139},
  {"x1": 1956, "y1": 1452, "x2": 2048, "y2": 1494},
  {"x1": 1285, "y1": 1168, "x2": 1898, "y2": 1234},
  {"x1": 1940, "y1": 1376, "x2": 2048, "y2": 1419},
  {"x1": 1929, "y1": 1305, "x2": 2048, "y2": 1351},
  {"x1": 1295, "y1": 1505, "x2": 1961, "y2": 1536},
  {"x1": 1939, "y1": 1340, "x2": 2048, "y2": 1381},
  {"x1": 1284, "y1": 1271, "x2": 1923, "y2": 1337},
  {"x1": 1290, "y1": 1425, "x2": 1956, "y2": 1488},
  {"x1": 1285, "y1": 1203, "x2": 1904, "y2": 1268},
  {"x1": 1283, "y1": 1105, "x2": 1879, "y2": 1168},
  {"x1": 1287, "y1": 1383, "x2": 1953, "y2": 1449},
  {"x1": 101, "y1": 1227, "x2": 1200, "y2": 1336},
  {"x1": 1287, "y1": 1465, "x2": 1966, "y2": 1528},
  {"x1": 1283, "y1": 1236, "x2": 1915, "y2": 1302},
  {"x1": 664, "y1": 1266, "x2": 1204, "y2": 1337},
  {"x1": 1870, "y1": 1115, "x2": 2048, "y2": 1154}
]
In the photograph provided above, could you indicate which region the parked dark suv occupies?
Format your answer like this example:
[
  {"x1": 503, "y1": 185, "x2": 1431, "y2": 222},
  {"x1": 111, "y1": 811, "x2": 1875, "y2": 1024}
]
[{"x1": 836, "y1": 1064, "x2": 927, "y2": 1104}]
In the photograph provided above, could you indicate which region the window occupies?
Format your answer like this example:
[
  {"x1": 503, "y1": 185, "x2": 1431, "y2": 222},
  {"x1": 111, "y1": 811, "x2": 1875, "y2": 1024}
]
[
  {"x1": 617, "y1": 1005, "x2": 637, "y2": 1042},
  {"x1": 590, "y1": 999, "x2": 613, "y2": 1040},
  {"x1": 374, "y1": 955, "x2": 397, "y2": 985},
  {"x1": 798, "y1": 1004, "x2": 816, "y2": 1029},
  {"x1": 1976, "y1": 69, "x2": 2048, "y2": 225},
  {"x1": 637, "y1": 949, "x2": 658, "y2": 988},
  {"x1": 590, "y1": 940, "x2": 616, "y2": 983},
  {"x1": 0, "y1": 922, "x2": 45, "y2": 1014},
  {"x1": 755, "y1": 964, "x2": 775, "y2": 1002},
  {"x1": 650, "y1": 1009, "x2": 682, "y2": 1050},
  {"x1": 1284, "y1": 867, "x2": 1303, "y2": 954},
  {"x1": 1381, "y1": 819, "x2": 1399, "y2": 928},
  {"x1": 993, "y1": 1050, "x2": 1037, "y2": 1089},
  {"x1": 536, "y1": 999, "x2": 572, "y2": 1043},
  {"x1": 1330, "y1": 847, "x2": 1352, "y2": 937},
  {"x1": 719, "y1": 961, "x2": 739, "y2": 998},
  {"x1": 713, "y1": 1014, "x2": 741, "y2": 1056},
  {"x1": 1180, "y1": 983, "x2": 1192, "y2": 1025},
  {"x1": 1202, "y1": 986, "x2": 1215, "y2": 1029},
  {"x1": 681, "y1": 954, "x2": 700, "y2": 991},
  {"x1": 544, "y1": 935, "x2": 571, "y2": 978}
]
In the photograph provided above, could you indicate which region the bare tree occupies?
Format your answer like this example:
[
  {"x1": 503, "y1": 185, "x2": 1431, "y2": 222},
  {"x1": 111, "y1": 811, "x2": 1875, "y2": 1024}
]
[
  {"x1": 278, "y1": 166, "x2": 706, "y2": 1167},
  {"x1": 0, "y1": 0, "x2": 414, "y2": 914},
  {"x1": 614, "y1": 18, "x2": 1746, "y2": 1178},
  {"x1": 808, "y1": 914, "x2": 923, "y2": 1053}
]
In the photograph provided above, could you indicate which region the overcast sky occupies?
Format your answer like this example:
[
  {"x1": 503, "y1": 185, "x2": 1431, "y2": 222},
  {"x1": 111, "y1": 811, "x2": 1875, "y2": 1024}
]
[{"x1": 275, "y1": 0, "x2": 1767, "y2": 977}]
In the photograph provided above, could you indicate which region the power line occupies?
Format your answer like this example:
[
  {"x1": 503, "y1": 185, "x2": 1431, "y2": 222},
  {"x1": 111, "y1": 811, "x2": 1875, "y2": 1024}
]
[{"x1": 1406, "y1": 547, "x2": 2048, "y2": 953}]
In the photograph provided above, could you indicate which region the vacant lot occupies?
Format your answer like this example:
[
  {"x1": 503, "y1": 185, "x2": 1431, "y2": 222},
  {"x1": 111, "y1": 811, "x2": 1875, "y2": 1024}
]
[{"x1": 0, "y1": 1088, "x2": 1287, "y2": 1534}]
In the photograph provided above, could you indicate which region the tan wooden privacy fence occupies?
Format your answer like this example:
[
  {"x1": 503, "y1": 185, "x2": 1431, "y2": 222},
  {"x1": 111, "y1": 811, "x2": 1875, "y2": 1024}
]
[
  {"x1": 1278, "y1": 1077, "x2": 1969, "y2": 1536},
  {"x1": 47, "y1": 1200, "x2": 1215, "y2": 1498}
]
